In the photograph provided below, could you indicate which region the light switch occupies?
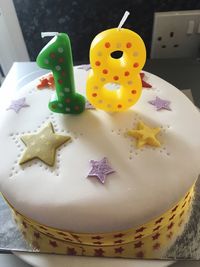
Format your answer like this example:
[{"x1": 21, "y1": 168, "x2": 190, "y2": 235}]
[{"x1": 187, "y1": 20, "x2": 195, "y2": 34}]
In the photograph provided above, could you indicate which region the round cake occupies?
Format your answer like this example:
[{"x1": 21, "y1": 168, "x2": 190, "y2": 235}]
[{"x1": 0, "y1": 67, "x2": 199, "y2": 258}]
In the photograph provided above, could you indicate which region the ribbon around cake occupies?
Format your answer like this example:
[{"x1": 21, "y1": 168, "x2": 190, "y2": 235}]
[{"x1": 4, "y1": 184, "x2": 194, "y2": 247}]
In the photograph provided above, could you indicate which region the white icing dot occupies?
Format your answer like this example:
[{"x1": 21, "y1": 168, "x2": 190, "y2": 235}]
[
  {"x1": 55, "y1": 65, "x2": 61, "y2": 71},
  {"x1": 64, "y1": 88, "x2": 70, "y2": 92},
  {"x1": 44, "y1": 59, "x2": 49, "y2": 64},
  {"x1": 58, "y1": 47, "x2": 64, "y2": 53},
  {"x1": 66, "y1": 107, "x2": 70, "y2": 112}
]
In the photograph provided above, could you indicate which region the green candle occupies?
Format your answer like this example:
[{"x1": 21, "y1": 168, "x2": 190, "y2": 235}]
[{"x1": 36, "y1": 33, "x2": 85, "y2": 114}]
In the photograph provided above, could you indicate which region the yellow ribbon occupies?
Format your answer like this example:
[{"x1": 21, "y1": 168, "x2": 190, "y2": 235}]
[{"x1": 3, "y1": 183, "x2": 194, "y2": 247}]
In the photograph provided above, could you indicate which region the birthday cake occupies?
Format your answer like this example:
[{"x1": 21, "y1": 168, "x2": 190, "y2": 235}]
[{"x1": 0, "y1": 65, "x2": 199, "y2": 258}]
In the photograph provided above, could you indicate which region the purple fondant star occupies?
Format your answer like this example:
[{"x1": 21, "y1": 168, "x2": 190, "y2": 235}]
[
  {"x1": 148, "y1": 96, "x2": 171, "y2": 111},
  {"x1": 77, "y1": 64, "x2": 91, "y2": 71},
  {"x1": 87, "y1": 157, "x2": 115, "y2": 184},
  {"x1": 7, "y1": 97, "x2": 29, "y2": 113},
  {"x1": 85, "y1": 100, "x2": 95, "y2": 110}
]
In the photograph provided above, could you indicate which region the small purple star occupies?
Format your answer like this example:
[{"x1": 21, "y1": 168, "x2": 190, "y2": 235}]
[
  {"x1": 85, "y1": 100, "x2": 95, "y2": 110},
  {"x1": 7, "y1": 97, "x2": 29, "y2": 113},
  {"x1": 77, "y1": 64, "x2": 91, "y2": 71},
  {"x1": 87, "y1": 157, "x2": 115, "y2": 184},
  {"x1": 148, "y1": 96, "x2": 171, "y2": 111}
]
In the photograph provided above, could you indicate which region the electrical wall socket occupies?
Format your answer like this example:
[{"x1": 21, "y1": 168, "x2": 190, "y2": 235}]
[{"x1": 151, "y1": 10, "x2": 200, "y2": 59}]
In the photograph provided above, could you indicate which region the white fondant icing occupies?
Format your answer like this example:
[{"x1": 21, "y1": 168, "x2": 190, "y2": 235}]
[{"x1": 0, "y1": 68, "x2": 200, "y2": 233}]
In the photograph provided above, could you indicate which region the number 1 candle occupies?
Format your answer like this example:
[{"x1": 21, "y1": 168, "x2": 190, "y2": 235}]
[
  {"x1": 86, "y1": 11, "x2": 146, "y2": 112},
  {"x1": 37, "y1": 32, "x2": 85, "y2": 114}
]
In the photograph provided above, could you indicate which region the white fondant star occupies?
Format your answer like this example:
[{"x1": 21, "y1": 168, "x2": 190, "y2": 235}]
[
  {"x1": 7, "y1": 97, "x2": 29, "y2": 113},
  {"x1": 87, "y1": 157, "x2": 115, "y2": 184}
]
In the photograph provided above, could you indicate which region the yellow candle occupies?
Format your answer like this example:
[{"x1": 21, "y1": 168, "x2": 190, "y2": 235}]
[{"x1": 86, "y1": 25, "x2": 146, "y2": 112}]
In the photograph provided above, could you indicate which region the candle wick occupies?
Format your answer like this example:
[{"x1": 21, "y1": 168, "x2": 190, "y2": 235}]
[
  {"x1": 41, "y1": 32, "x2": 59, "y2": 38},
  {"x1": 117, "y1": 11, "x2": 130, "y2": 30}
]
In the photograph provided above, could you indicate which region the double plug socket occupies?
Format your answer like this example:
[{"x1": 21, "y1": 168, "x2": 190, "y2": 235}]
[{"x1": 151, "y1": 10, "x2": 200, "y2": 59}]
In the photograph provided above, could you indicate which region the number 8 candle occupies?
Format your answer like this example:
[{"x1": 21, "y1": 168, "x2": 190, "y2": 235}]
[
  {"x1": 37, "y1": 32, "x2": 85, "y2": 114},
  {"x1": 86, "y1": 11, "x2": 146, "y2": 112}
]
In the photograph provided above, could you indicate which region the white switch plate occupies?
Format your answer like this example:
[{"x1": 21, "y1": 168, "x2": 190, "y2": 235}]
[{"x1": 151, "y1": 10, "x2": 200, "y2": 59}]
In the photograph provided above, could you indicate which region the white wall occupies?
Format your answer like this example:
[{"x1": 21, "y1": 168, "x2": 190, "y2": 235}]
[{"x1": 0, "y1": 0, "x2": 29, "y2": 75}]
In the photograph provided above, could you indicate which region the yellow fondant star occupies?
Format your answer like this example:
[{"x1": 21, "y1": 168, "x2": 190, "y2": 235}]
[
  {"x1": 127, "y1": 121, "x2": 161, "y2": 148},
  {"x1": 19, "y1": 122, "x2": 71, "y2": 166}
]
